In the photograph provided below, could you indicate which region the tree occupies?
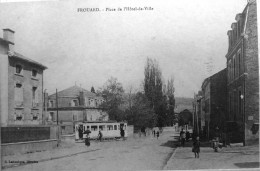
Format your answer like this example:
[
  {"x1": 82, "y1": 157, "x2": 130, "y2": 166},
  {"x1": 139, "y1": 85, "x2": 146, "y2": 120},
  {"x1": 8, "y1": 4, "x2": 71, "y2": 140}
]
[
  {"x1": 126, "y1": 92, "x2": 157, "y2": 129},
  {"x1": 91, "y1": 86, "x2": 96, "y2": 93},
  {"x1": 144, "y1": 58, "x2": 166, "y2": 127},
  {"x1": 166, "y1": 76, "x2": 175, "y2": 126},
  {"x1": 99, "y1": 77, "x2": 125, "y2": 121}
]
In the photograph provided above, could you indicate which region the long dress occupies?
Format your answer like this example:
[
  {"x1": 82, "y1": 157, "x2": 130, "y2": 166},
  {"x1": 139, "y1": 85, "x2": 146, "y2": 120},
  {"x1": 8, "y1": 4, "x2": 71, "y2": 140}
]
[{"x1": 193, "y1": 140, "x2": 200, "y2": 153}]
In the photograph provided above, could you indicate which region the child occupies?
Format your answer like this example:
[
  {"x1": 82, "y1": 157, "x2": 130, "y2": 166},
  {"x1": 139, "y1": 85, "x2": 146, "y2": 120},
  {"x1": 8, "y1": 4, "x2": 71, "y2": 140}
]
[{"x1": 192, "y1": 136, "x2": 200, "y2": 158}]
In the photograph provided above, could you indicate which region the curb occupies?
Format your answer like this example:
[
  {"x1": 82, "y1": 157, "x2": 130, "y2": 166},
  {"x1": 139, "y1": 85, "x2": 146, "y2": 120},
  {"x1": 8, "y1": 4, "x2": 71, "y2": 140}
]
[
  {"x1": 163, "y1": 147, "x2": 178, "y2": 170},
  {"x1": 2, "y1": 148, "x2": 100, "y2": 170}
]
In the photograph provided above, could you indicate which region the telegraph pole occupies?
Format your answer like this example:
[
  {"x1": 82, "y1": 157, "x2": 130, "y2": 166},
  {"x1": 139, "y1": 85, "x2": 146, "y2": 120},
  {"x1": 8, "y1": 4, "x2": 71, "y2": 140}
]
[{"x1": 56, "y1": 89, "x2": 60, "y2": 146}]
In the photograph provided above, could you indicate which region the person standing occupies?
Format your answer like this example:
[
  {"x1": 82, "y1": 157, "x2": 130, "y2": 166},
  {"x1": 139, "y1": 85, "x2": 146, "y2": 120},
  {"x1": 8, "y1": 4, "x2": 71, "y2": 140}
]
[
  {"x1": 156, "y1": 131, "x2": 160, "y2": 139},
  {"x1": 192, "y1": 136, "x2": 200, "y2": 158}
]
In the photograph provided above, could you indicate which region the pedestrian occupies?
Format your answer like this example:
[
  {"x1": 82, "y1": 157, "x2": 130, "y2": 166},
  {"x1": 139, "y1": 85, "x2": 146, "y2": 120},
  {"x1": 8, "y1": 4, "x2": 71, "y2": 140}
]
[
  {"x1": 156, "y1": 131, "x2": 159, "y2": 139},
  {"x1": 192, "y1": 136, "x2": 200, "y2": 158},
  {"x1": 153, "y1": 130, "x2": 156, "y2": 137},
  {"x1": 186, "y1": 130, "x2": 190, "y2": 142},
  {"x1": 98, "y1": 130, "x2": 103, "y2": 142},
  {"x1": 78, "y1": 126, "x2": 83, "y2": 140},
  {"x1": 180, "y1": 129, "x2": 186, "y2": 147},
  {"x1": 84, "y1": 128, "x2": 91, "y2": 146}
]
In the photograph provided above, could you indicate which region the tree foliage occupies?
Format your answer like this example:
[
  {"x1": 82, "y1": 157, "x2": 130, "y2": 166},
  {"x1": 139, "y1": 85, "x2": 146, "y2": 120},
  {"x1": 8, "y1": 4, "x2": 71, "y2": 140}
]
[
  {"x1": 126, "y1": 92, "x2": 156, "y2": 128},
  {"x1": 99, "y1": 77, "x2": 125, "y2": 121},
  {"x1": 91, "y1": 86, "x2": 96, "y2": 93}
]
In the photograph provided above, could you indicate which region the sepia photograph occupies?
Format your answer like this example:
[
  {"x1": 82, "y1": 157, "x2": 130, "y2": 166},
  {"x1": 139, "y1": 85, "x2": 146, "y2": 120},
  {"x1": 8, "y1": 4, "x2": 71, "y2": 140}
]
[{"x1": 0, "y1": 0, "x2": 259, "y2": 170}]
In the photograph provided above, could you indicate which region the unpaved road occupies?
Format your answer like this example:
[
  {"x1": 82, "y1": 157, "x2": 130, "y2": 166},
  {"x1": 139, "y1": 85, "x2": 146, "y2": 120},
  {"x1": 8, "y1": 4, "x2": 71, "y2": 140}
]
[{"x1": 4, "y1": 128, "x2": 177, "y2": 171}]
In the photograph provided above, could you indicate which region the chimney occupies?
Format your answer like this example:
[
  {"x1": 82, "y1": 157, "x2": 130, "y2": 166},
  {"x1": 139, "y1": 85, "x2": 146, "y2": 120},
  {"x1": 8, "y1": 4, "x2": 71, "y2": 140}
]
[
  {"x1": 3, "y1": 28, "x2": 15, "y2": 53},
  {"x1": 3, "y1": 28, "x2": 15, "y2": 45}
]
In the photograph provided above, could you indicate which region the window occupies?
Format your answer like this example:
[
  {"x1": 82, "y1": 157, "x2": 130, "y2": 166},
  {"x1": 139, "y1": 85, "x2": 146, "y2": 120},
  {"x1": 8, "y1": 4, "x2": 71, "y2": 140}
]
[
  {"x1": 73, "y1": 114, "x2": 78, "y2": 121},
  {"x1": 91, "y1": 125, "x2": 98, "y2": 131},
  {"x1": 15, "y1": 109, "x2": 23, "y2": 121},
  {"x1": 99, "y1": 125, "x2": 105, "y2": 131},
  {"x1": 233, "y1": 91, "x2": 236, "y2": 121},
  {"x1": 71, "y1": 99, "x2": 79, "y2": 107},
  {"x1": 15, "y1": 83, "x2": 23, "y2": 104},
  {"x1": 233, "y1": 57, "x2": 236, "y2": 79},
  {"x1": 238, "y1": 51, "x2": 241, "y2": 76},
  {"x1": 32, "y1": 87, "x2": 38, "y2": 107},
  {"x1": 107, "y1": 125, "x2": 113, "y2": 130},
  {"x1": 32, "y1": 69, "x2": 37, "y2": 77},
  {"x1": 228, "y1": 61, "x2": 232, "y2": 82},
  {"x1": 15, "y1": 64, "x2": 22, "y2": 74},
  {"x1": 49, "y1": 100, "x2": 54, "y2": 107},
  {"x1": 49, "y1": 112, "x2": 55, "y2": 121},
  {"x1": 33, "y1": 115, "x2": 38, "y2": 120}
]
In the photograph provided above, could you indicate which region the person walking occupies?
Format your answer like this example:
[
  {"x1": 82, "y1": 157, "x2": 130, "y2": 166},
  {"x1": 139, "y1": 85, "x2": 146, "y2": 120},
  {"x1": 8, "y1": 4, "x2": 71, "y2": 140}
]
[
  {"x1": 153, "y1": 130, "x2": 156, "y2": 137},
  {"x1": 192, "y1": 136, "x2": 200, "y2": 158},
  {"x1": 156, "y1": 131, "x2": 160, "y2": 139},
  {"x1": 98, "y1": 130, "x2": 103, "y2": 142},
  {"x1": 180, "y1": 129, "x2": 186, "y2": 147}
]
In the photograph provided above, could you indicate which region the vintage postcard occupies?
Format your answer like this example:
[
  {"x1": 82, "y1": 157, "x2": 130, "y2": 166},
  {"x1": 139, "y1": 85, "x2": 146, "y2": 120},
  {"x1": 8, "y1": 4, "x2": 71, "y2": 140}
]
[{"x1": 0, "y1": 0, "x2": 259, "y2": 170}]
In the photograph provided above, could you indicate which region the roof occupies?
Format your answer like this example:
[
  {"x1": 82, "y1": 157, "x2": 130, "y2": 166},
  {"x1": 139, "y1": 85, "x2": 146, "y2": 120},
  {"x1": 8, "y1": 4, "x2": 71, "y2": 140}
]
[
  {"x1": 49, "y1": 85, "x2": 101, "y2": 99},
  {"x1": 10, "y1": 52, "x2": 47, "y2": 69}
]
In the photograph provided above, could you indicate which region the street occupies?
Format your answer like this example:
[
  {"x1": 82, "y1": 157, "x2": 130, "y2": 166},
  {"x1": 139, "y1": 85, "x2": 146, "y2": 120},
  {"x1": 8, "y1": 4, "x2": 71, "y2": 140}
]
[{"x1": 4, "y1": 128, "x2": 176, "y2": 171}]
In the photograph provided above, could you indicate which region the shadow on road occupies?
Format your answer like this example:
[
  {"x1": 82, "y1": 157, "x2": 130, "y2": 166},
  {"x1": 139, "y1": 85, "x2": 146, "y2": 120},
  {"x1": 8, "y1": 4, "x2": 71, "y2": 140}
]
[
  {"x1": 234, "y1": 162, "x2": 260, "y2": 168},
  {"x1": 160, "y1": 140, "x2": 176, "y2": 148}
]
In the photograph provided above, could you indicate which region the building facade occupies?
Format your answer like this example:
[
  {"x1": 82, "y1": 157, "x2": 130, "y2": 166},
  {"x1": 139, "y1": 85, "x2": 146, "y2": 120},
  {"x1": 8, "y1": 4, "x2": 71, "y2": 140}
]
[
  {"x1": 47, "y1": 85, "x2": 108, "y2": 134},
  {"x1": 201, "y1": 69, "x2": 227, "y2": 140},
  {"x1": 226, "y1": 0, "x2": 259, "y2": 145},
  {"x1": 0, "y1": 29, "x2": 47, "y2": 126}
]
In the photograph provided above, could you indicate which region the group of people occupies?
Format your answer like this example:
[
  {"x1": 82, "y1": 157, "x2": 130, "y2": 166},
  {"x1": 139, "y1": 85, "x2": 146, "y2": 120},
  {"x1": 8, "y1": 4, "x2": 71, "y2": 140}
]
[
  {"x1": 179, "y1": 129, "x2": 200, "y2": 158},
  {"x1": 153, "y1": 130, "x2": 160, "y2": 139},
  {"x1": 179, "y1": 129, "x2": 191, "y2": 146}
]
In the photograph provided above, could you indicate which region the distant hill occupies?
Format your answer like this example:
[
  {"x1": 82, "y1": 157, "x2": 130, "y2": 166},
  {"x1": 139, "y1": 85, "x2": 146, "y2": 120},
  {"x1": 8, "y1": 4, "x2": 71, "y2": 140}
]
[{"x1": 175, "y1": 97, "x2": 193, "y2": 113}]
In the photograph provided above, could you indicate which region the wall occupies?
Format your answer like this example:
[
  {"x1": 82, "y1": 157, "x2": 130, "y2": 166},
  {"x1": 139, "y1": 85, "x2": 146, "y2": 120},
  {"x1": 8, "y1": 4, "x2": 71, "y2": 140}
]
[
  {"x1": 0, "y1": 41, "x2": 9, "y2": 126},
  {"x1": 244, "y1": 0, "x2": 259, "y2": 145},
  {"x1": 1, "y1": 139, "x2": 57, "y2": 156},
  {"x1": 209, "y1": 69, "x2": 227, "y2": 139},
  {"x1": 8, "y1": 57, "x2": 44, "y2": 125}
]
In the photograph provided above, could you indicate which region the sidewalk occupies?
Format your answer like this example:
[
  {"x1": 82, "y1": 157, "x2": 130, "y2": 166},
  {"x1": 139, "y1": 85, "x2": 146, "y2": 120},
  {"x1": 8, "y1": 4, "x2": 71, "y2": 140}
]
[
  {"x1": 164, "y1": 141, "x2": 260, "y2": 170},
  {"x1": 1, "y1": 140, "x2": 100, "y2": 169}
]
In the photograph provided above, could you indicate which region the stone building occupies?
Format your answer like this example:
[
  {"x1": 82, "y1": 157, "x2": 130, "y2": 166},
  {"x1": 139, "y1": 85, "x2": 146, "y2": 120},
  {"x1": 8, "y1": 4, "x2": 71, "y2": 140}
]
[
  {"x1": 0, "y1": 29, "x2": 58, "y2": 155},
  {"x1": 0, "y1": 29, "x2": 47, "y2": 126},
  {"x1": 201, "y1": 69, "x2": 227, "y2": 140},
  {"x1": 225, "y1": 0, "x2": 259, "y2": 145},
  {"x1": 47, "y1": 85, "x2": 108, "y2": 134}
]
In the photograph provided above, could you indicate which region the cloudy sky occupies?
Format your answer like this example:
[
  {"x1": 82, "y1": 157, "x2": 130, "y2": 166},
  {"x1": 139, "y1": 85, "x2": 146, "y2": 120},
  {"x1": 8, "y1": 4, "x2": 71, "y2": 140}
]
[{"x1": 0, "y1": 0, "x2": 247, "y2": 97}]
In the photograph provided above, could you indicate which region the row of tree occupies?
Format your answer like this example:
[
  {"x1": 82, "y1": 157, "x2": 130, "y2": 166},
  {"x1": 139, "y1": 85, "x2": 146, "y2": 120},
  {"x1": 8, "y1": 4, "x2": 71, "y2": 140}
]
[{"x1": 96, "y1": 58, "x2": 176, "y2": 130}]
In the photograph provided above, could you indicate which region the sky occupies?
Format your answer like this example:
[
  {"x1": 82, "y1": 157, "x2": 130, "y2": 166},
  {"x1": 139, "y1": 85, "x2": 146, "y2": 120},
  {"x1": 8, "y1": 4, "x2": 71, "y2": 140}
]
[{"x1": 0, "y1": 0, "x2": 248, "y2": 97}]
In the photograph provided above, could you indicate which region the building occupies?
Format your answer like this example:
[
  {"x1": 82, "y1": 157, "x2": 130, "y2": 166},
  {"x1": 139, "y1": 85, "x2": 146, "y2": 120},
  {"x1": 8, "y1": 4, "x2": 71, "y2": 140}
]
[
  {"x1": 201, "y1": 69, "x2": 227, "y2": 140},
  {"x1": 0, "y1": 29, "x2": 47, "y2": 126},
  {"x1": 225, "y1": 0, "x2": 259, "y2": 145},
  {"x1": 47, "y1": 85, "x2": 108, "y2": 134},
  {"x1": 0, "y1": 29, "x2": 58, "y2": 155},
  {"x1": 193, "y1": 91, "x2": 204, "y2": 137}
]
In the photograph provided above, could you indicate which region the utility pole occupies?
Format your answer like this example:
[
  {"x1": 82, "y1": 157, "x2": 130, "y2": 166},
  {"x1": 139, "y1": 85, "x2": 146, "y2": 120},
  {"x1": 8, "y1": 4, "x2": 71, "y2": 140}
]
[{"x1": 56, "y1": 89, "x2": 60, "y2": 146}]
